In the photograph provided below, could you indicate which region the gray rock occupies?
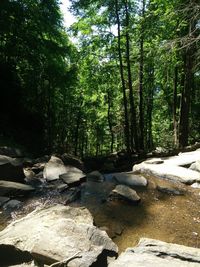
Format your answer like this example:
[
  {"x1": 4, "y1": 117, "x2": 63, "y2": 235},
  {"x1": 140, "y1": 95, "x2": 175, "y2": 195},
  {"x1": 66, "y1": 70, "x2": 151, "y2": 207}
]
[
  {"x1": 113, "y1": 172, "x2": 147, "y2": 187},
  {"x1": 60, "y1": 167, "x2": 86, "y2": 186},
  {"x1": 110, "y1": 185, "x2": 140, "y2": 203},
  {"x1": 0, "y1": 196, "x2": 10, "y2": 207},
  {"x1": 3, "y1": 199, "x2": 22, "y2": 210},
  {"x1": 109, "y1": 238, "x2": 200, "y2": 267},
  {"x1": 0, "y1": 155, "x2": 25, "y2": 183},
  {"x1": 0, "y1": 146, "x2": 23, "y2": 157},
  {"x1": 190, "y1": 160, "x2": 200, "y2": 172},
  {"x1": 164, "y1": 150, "x2": 200, "y2": 166},
  {"x1": 191, "y1": 182, "x2": 200, "y2": 189},
  {"x1": 133, "y1": 162, "x2": 200, "y2": 184},
  {"x1": 43, "y1": 156, "x2": 67, "y2": 181},
  {"x1": 0, "y1": 204, "x2": 118, "y2": 266},
  {"x1": 0, "y1": 180, "x2": 34, "y2": 196},
  {"x1": 145, "y1": 158, "x2": 164, "y2": 164},
  {"x1": 61, "y1": 153, "x2": 84, "y2": 171},
  {"x1": 156, "y1": 183, "x2": 185, "y2": 195},
  {"x1": 87, "y1": 171, "x2": 104, "y2": 182},
  {"x1": 63, "y1": 188, "x2": 81, "y2": 204}
]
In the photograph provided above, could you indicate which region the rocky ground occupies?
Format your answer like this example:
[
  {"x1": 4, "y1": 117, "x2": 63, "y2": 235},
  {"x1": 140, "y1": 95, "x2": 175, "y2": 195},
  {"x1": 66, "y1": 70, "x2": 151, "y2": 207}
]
[{"x1": 0, "y1": 146, "x2": 200, "y2": 266}]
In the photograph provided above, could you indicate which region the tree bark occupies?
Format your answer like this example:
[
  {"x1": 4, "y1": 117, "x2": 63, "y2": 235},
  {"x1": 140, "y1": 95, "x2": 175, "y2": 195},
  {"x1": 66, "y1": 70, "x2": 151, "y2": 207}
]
[
  {"x1": 173, "y1": 65, "x2": 178, "y2": 147},
  {"x1": 138, "y1": 0, "x2": 145, "y2": 150},
  {"x1": 115, "y1": 0, "x2": 130, "y2": 152},
  {"x1": 125, "y1": 0, "x2": 138, "y2": 152}
]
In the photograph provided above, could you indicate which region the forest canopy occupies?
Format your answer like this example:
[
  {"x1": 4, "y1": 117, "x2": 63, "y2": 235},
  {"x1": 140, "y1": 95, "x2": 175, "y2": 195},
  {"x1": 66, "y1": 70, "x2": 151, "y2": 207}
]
[{"x1": 0, "y1": 0, "x2": 199, "y2": 157}]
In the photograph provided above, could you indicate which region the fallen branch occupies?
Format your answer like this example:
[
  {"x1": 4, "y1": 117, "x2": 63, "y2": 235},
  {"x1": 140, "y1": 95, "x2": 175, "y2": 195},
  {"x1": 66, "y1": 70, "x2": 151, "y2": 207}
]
[{"x1": 49, "y1": 252, "x2": 82, "y2": 267}]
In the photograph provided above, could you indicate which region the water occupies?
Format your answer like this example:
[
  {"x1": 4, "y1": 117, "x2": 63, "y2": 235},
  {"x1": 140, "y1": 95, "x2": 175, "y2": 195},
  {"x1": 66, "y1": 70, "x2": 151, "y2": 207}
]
[
  {"x1": 1, "y1": 175, "x2": 200, "y2": 254},
  {"x1": 80, "y1": 175, "x2": 200, "y2": 253}
]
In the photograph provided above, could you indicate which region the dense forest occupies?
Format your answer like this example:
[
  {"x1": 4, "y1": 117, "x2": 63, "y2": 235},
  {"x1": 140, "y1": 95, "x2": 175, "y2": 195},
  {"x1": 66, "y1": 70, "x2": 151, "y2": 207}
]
[{"x1": 0, "y1": 0, "x2": 199, "y2": 157}]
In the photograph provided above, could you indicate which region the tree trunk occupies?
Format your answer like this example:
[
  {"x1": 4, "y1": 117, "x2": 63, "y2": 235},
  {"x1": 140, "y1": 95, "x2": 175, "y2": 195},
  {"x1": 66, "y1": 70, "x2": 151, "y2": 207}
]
[
  {"x1": 173, "y1": 65, "x2": 178, "y2": 147},
  {"x1": 107, "y1": 90, "x2": 114, "y2": 153},
  {"x1": 179, "y1": 51, "x2": 193, "y2": 147},
  {"x1": 138, "y1": 0, "x2": 145, "y2": 150},
  {"x1": 125, "y1": 0, "x2": 138, "y2": 152},
  {"x1": 115, "y1": 0, "x2": 130, "y2": 152}
]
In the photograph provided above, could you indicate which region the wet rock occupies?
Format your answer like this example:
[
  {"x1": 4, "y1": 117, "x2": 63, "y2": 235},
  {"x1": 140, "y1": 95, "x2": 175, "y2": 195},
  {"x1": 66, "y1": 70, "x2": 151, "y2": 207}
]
[
  {"x1": 133, "y1": 162, "x2": 200, "y2": 184},
  {"x1": 112, "y1": 172, "x2": 147, "y2": 187},
  {"x1": 0, "y1": 205, "x2": 118, "y2": 266},
  {"x1": 45, "y1": 180, "x2": 69, "y2": 192},
  {"x1": 0, "y1": 180, "x2": 34, "y2": 196},
  {"x1": 87, "y1": 171, "x2": 104, "y2": 182},
  {"x1": 60, "y1": 167, "x2": 86, "y2": 186},
  {"x1": 3, "y1": 199, "x2": 22, "y2": 210},
  {"x1": 109, "y1": 238, "x2": 200, "y2": 267},
  {"x1": 0, "y1": 155, "x2": 25, "y2": 183},
  {"x1": 155, "y1": 179, "x2": 185, "y2": 195},
  {"x1": 109, "y1": 185, "x2": 141, "y2": 203},
  {"x1": 190, "y1": 160, "x2": 200, "y2": 173},
  {"x1": 0, "y1": 196, "x2": 10, "y2": 207},
  {"x1": 64, "y1": 187, "x2": 81, "y2": 204},
  {"x1": 156, "y1": 184, "x2": 184, "y2": 195},
  {"x1": 43, "y1": 156, "x2": 67, "y2": 181}
]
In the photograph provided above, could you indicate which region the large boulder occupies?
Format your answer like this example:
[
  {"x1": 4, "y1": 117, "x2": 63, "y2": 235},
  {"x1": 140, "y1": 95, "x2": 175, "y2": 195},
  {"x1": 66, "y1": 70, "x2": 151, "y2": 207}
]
[
  {"x1": 164, "y1": 150, "x2": 200, "y2": 166},
  {"x1": 43, "y1": 156, "x2": 67, "y2": 181},
  {"x1": 109, "y1": 238, "x2": 200, "y2": 267},
  {"x1": 0, "y1": 155, "x2": 25, "y2": 183},
  {"x1": 112, "y1": 172, "x2": 147, "y2": 187},
  {"x1": 109, "y1": 185, "x2": 141, "y2": 203},
  {"x1": 0, "y1": 180, "x2": 34, "y2": 196},
  {"x1": 43, "y1": 156, "x2": 85, "y2": 183},
  {"x1": 0, "y1": 204, "x2": 118, "y2": 266},
  {"x1": 133, "y1": 162, "x2": 200, "y2": 184}
]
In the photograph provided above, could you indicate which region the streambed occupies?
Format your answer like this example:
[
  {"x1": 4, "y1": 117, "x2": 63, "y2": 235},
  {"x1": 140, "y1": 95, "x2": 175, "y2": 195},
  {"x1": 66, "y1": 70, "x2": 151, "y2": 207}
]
[{"x1": 1, "y1": 174, "x2": 200, "y2": 255}]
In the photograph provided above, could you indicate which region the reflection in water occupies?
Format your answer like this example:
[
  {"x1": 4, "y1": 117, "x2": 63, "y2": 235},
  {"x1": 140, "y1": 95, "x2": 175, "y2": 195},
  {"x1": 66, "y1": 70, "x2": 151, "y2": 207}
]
[{"x1": 1, "y1": 175, "x2": 200, "y2": 254}]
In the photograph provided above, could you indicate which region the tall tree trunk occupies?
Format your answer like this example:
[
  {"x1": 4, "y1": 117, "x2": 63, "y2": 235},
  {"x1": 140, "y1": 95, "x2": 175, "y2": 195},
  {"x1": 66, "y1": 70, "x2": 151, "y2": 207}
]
[
  {"x1": 173, "y1": 65, "x2": 178, "y2": 147},
  {"x1": 139, "y1": 0, "x2": 145, "y2": 150},
  {"x1": 125, "y1": 0, "x2": 138, "y2": 152},
  {"x1": 146, "y1": 65, "x2": 154, "y2": 149},
  {"x1": 179, "y1": 51, "x2": 193, "y2": 147},
  {"x1": 107, "y1": 90, "x2": 114, "y2": 153},
  {"x1": 115, "y1": 0, "x2": 130, "y2": 152}
]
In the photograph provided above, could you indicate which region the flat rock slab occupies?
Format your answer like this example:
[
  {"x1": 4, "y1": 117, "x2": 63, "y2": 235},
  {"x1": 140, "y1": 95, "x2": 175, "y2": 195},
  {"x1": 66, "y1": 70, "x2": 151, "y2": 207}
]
[
  {"x1": 163, "y1": 150, "x2": 200, "y2": 166},
  {"x1": 0, "y1": 204, "x2": 118, "y2": 266},
  {"x1": 59, "y1": 168, "x2": 86, "y2": 186},
  {"x1": 110, "y1": 185, "x2": 141, "y2": 203},
  {"x1": 0, "y1": 180, "x2": 34, "y2": 196},
  {"x1": 109, "y1": 238, "x2": 200, "y2": 267},
  {"x1": 112, "y1": 172, "x2": 147, "y2": 187},
  {"x1": 133, "y1": 163, "x2": 200, "y2": 184}
]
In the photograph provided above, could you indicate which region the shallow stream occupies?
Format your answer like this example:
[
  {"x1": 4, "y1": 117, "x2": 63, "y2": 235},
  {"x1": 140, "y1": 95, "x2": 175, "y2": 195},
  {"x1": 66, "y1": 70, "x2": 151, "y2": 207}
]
[{"x1": 1, "y1": 174, "x2": 200, "y2": 254}]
